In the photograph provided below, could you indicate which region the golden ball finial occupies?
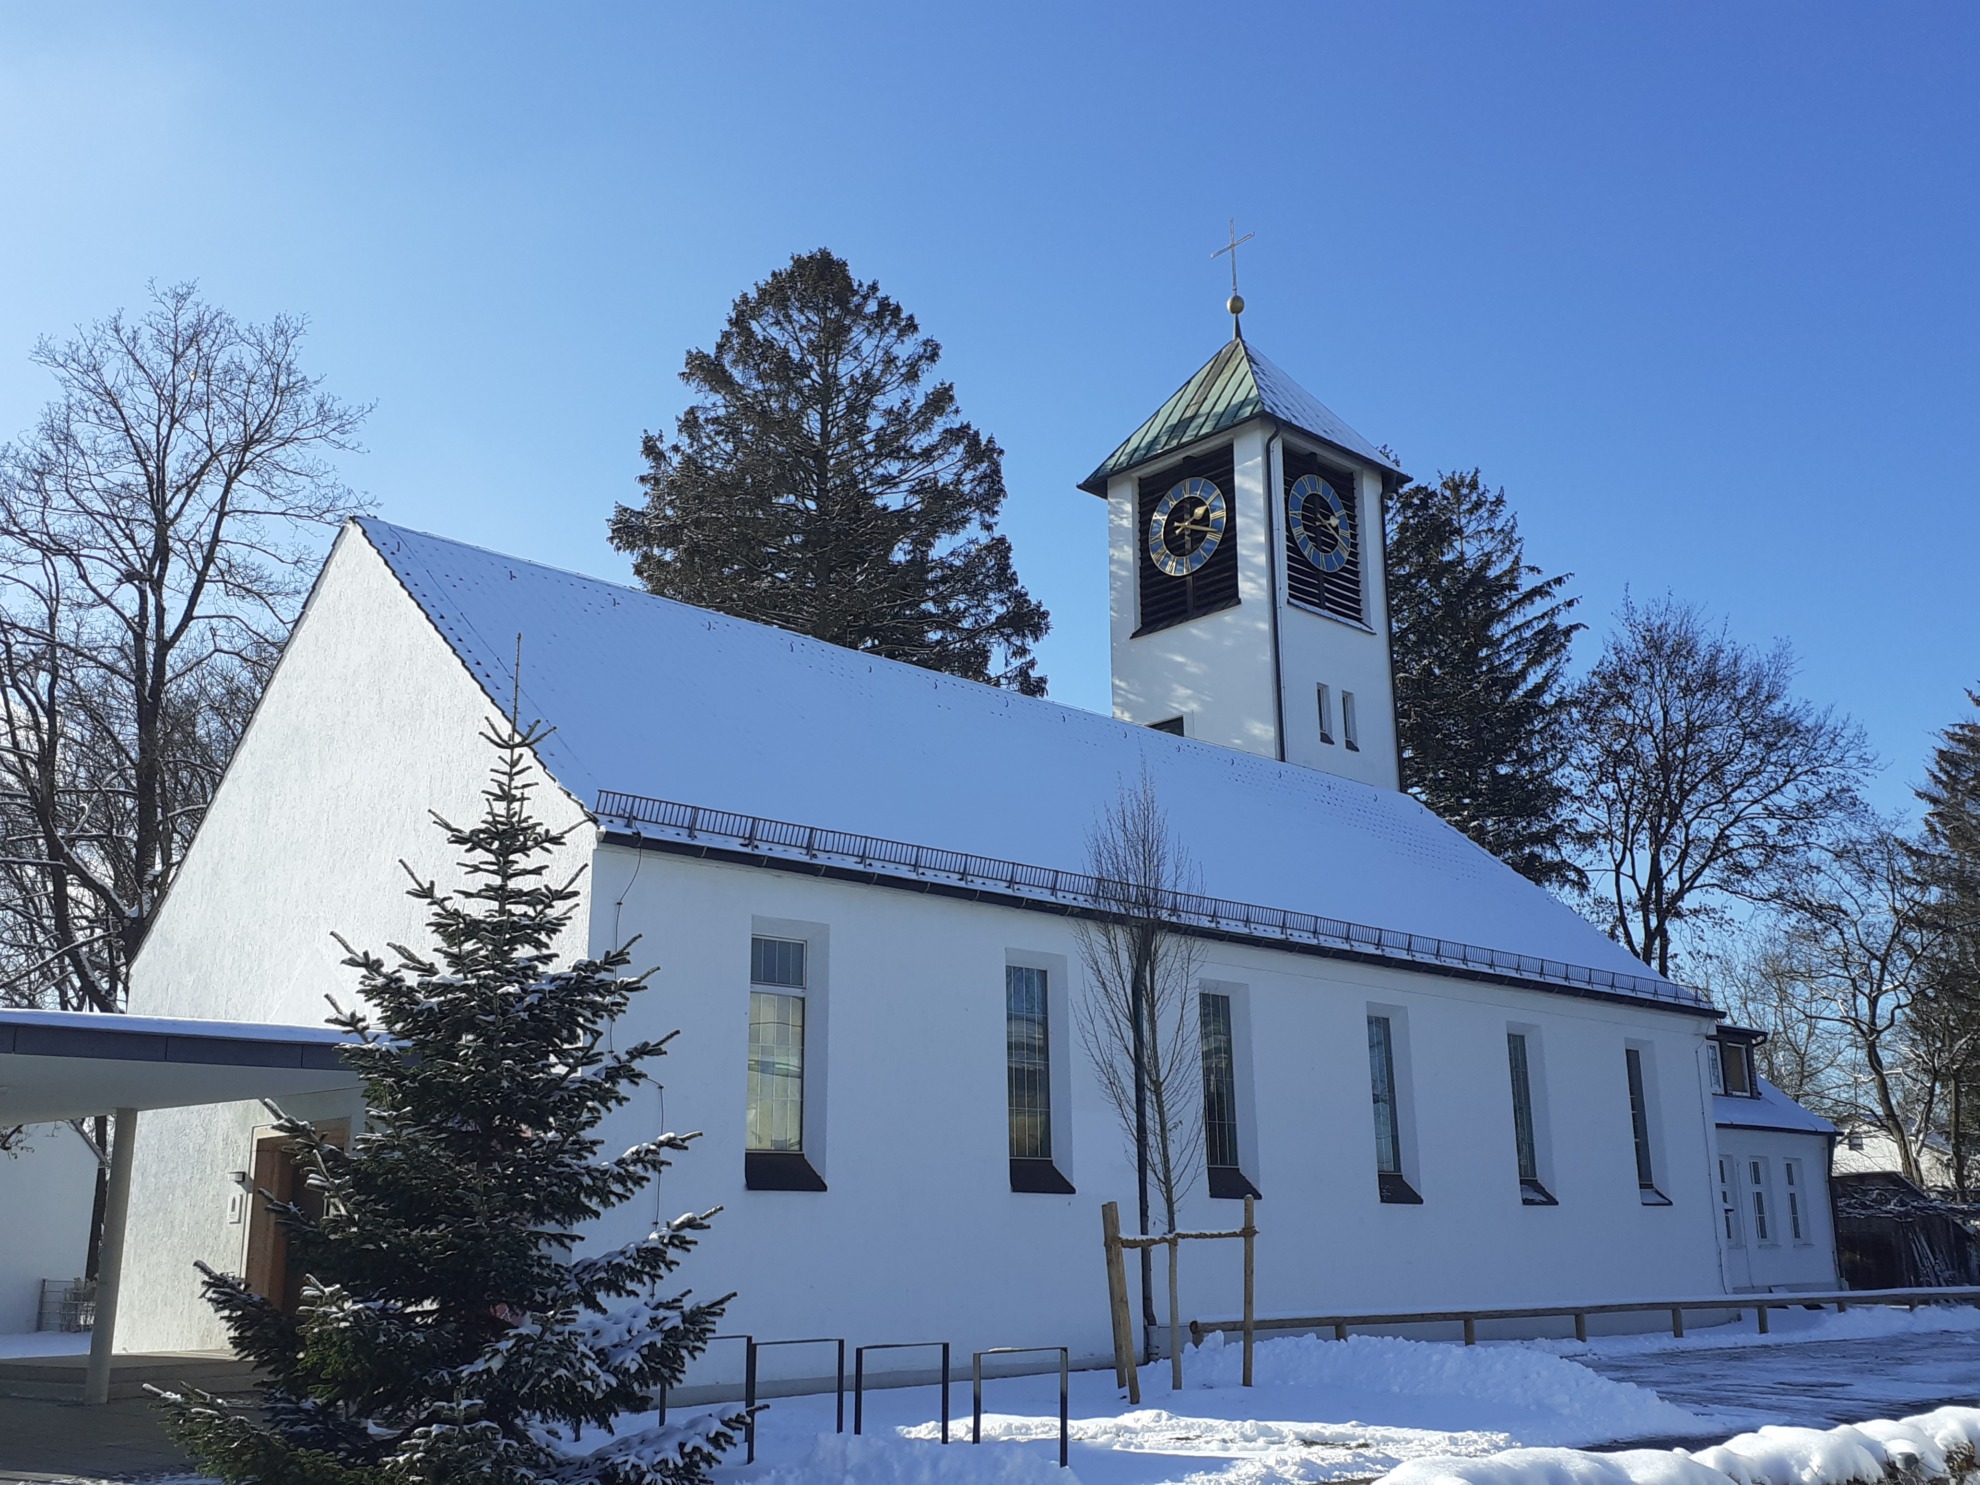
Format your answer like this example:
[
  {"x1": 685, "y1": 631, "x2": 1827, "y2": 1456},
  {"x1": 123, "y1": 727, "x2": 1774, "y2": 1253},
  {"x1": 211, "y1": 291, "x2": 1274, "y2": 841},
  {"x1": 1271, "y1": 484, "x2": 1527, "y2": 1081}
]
[{"x1": 1227, "y1": 293, "x2": 1245, "y2": 317}]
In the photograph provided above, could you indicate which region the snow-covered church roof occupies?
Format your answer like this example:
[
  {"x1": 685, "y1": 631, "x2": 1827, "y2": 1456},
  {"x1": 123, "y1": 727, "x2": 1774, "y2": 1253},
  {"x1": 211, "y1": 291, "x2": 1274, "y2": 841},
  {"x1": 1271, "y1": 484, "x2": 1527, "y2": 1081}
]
[{"x1": 354, "y1": 517, "x2": 1707, "y2": 1014}]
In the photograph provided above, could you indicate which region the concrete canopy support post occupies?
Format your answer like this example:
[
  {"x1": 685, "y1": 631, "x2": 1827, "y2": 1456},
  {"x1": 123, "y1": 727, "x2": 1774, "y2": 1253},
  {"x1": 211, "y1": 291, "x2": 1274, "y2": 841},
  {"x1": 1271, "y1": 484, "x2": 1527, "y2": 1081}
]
[{"x1": 83, "y1": 1107, "x2": 139, "y2": 1406}]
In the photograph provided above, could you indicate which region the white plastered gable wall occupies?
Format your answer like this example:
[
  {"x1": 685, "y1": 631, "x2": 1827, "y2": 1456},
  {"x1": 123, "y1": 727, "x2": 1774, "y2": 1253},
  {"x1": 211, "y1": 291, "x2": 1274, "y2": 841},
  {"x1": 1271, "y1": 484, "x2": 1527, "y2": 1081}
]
[{"x1": 118, "y1": 524, "x2": 595, "y2": 1352}]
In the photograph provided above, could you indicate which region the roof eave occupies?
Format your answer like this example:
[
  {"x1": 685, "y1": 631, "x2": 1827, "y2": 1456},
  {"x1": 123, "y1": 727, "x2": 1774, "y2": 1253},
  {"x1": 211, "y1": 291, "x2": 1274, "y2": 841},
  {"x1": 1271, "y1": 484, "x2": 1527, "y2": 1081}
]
[{"x1": 1080, "y1": 413, "x2": 1408, "y2": 498}]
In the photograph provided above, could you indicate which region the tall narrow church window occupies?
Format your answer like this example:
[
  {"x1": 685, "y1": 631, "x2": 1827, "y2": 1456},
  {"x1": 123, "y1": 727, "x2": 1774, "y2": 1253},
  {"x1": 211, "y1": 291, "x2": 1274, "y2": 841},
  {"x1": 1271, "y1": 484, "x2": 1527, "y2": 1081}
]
[
  {"x1": 1283, "y1": 447, "x2": 1364, "y2": 624},
  {"x1": 1136, "y1": 445, "x2": 1239, "y2": 634},
  {"x1": 1007, "y1": 965, "x2": 1074, "y2": 1193},
  {"x1": 1785, "y1": 1160, "x2": 1805, "y2": 1241},
  {"x1": 1368, "y1": 1015, "x2": 1419, "y2": 1203},
  {"x1": 1506, "y1": 1033, "x2": 1554, "y2": 1204},
  {"x1": 1316, "y1": 685, "x2": 1334, "y2": 745},
  {"x1": 1342, "y1": 691, "x2": 1360, "y2": 751},
  {"x1": 1200, "y1": 992, "x2": 1259, "y2": 1199},
  {"x1": 745, "y1": 936, "x2": 825, "y2": 1191},
  {"x1": 1624, "y1": 1047, "x2": 1667, "y2": 1203}
]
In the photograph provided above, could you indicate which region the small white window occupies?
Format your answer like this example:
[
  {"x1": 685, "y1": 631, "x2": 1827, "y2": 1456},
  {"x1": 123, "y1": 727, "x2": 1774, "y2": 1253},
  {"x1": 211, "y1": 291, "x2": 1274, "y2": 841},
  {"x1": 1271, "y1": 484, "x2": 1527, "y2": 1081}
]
[
  {"x1": 1749, "y1": 1158, "x2": 1772, "y2": 1243},
  {"x1": 1316, "y1": 685, "x2": 1334, "y2": 745},
  {"x1": 1785, "y1": 1159, "x2": 1806, "y2": 1241},
  {"x1": 1342, "y1": 691, "x2": 1360, "y2": 751},
  {"x1": 1718, "y1": 1157, "x2": 1743, "y2": 1246}
]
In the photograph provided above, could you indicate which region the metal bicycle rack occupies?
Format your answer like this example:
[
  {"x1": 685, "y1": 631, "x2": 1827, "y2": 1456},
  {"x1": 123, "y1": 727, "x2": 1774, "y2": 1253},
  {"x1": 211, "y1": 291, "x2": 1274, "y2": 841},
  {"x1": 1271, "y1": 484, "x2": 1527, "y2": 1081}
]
[
  {"x1": 853, "y1": 1341, "x2": 951, "y2": 1444},
  {"x1": 972, "y1": 1346, "x2": 1070, "y2": 1469}
]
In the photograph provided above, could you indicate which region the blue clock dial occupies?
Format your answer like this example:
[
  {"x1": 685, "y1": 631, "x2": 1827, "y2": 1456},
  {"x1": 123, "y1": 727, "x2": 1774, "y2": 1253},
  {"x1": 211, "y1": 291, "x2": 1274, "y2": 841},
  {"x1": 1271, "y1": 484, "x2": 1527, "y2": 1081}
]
[
  {"x1": 1146, "y1": 477, "x2": 1228, "y2": 578},
  {"x1": 1288, "y1": 474, "x2": 1352, "y2": 573}
]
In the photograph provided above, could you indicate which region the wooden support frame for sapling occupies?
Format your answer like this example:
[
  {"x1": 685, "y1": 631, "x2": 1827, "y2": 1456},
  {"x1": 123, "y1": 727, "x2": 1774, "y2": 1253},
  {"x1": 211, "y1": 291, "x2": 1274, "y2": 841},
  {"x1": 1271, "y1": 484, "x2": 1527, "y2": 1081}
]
[{"x1": 1099, "y1": 1196, "x2": 1256, "y2": 1403}]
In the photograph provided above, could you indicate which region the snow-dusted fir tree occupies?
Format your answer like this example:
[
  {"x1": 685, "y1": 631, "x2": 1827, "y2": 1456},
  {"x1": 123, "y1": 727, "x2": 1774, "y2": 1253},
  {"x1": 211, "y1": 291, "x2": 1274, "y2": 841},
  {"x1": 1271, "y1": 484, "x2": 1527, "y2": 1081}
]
[{"x1": 163, "y1": 717, "x2": 742, "y2": 1485}]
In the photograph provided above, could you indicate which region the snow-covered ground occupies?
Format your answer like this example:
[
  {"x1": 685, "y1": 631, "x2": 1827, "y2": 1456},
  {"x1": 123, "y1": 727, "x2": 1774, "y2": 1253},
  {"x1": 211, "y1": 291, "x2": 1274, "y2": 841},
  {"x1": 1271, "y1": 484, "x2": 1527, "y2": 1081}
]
[
  {"x1": 0, "y1": 1328, "x2": 92, "y2": 1358},
  {"x1": 6, "y1": 1304, "x2": 1976, "y2": 1483},
  {"x1": 701, "y1": 1307, "x2": 1980, "y2": 1484}
]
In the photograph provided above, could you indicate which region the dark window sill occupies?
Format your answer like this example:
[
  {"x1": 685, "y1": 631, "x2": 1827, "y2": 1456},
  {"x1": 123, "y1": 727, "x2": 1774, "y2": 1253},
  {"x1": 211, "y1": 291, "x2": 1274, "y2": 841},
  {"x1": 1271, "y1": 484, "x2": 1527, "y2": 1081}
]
[
  {"x1": 1208, "y1": 1165, "x2": 1261, "y2": 1200},
  {"x1": 745, "y1": 1151, "x2": 827, "y2": 1191},
  {"x1": 1010, "y1": 1158, "x2": 1075, "y2": 1194},
  {"x1": 1132, "y1": 596, "x2": 1241, "y2": 639},
  {"x1": 1378, "y1": 1172, "x2": 1422, "y2": 1204},
  {"x1": 1520, "y1": 1179, "x2": 1557, "y2": 1206},
  {"x1": 1639, "y1": 1186, "x2": 1672, "y2": 1206}
]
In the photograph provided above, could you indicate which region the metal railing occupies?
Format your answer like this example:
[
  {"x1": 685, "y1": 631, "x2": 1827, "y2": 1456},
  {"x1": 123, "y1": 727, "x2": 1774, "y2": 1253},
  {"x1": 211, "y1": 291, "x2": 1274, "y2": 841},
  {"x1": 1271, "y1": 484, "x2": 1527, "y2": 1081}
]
[
  {"x1": 596, "y1": 789, "x2": 1709, "y2": 1012},
  {"x1": 1188, "y1": 1286, "x2": 1980, "y2": 1347}
]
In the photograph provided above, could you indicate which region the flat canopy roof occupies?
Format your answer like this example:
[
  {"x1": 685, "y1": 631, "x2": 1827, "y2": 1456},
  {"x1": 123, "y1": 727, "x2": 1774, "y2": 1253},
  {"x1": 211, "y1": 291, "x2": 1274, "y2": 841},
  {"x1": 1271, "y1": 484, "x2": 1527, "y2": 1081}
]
[{"x1": 0, "y1": 1009, "x2": 358, "y2": 1124}]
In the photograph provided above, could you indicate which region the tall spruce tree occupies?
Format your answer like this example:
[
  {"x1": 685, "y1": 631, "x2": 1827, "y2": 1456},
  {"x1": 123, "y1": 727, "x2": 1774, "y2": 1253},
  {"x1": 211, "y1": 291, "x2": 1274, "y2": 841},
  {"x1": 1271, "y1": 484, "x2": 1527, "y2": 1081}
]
[
  {"x1": 164, "y1": 718, "x2": 741, "y2": 1485},
  {"x1": 1385, "y1": 469, "x2": 1583, "y2": 889},
  {"x1": 610, "y1": 249, "x2": 1050, "y2": 694},
  {"x1": 1915, "y1": 688, "x2": 1980, "y2": 1194}
]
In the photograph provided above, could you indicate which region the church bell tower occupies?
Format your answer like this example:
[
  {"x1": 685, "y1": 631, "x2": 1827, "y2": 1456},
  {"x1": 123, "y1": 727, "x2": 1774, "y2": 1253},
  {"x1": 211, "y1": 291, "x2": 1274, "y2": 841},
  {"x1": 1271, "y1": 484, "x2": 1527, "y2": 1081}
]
[{"x1": 1078, "y1": 318, "x2": 1405, "y2": 790}]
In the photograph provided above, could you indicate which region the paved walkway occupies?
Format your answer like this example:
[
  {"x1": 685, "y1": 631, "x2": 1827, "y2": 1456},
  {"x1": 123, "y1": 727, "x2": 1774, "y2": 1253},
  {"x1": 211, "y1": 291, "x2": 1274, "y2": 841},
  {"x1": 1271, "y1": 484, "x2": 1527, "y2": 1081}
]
[
  {"x1": 1582, "y1": 1326, "x2": 1980, "y2": 1447},
  {"x1": 0, "y1": 1396, "x2": 190, "y2": 1483}
]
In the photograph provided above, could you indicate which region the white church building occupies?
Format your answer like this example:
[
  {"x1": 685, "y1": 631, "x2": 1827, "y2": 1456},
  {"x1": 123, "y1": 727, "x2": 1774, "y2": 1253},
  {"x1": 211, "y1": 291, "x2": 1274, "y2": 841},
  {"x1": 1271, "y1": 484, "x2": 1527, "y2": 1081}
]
[{"x1": 114, "y1": 335, "x2": 1829, "y2": 1370}]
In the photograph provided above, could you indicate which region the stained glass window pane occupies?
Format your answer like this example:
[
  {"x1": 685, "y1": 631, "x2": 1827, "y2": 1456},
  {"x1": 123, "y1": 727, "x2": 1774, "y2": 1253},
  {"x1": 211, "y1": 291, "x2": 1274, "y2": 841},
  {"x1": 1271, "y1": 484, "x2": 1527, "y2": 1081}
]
[
  {"x1": 1007, "y1": 966, "x2": 1052, "y2": 1160},
  {"x1": 1625, "y1": 1048, "x2": 1656, "y2": 1189},
  {"x1": 1368, "y1": 1015, "x2": 1401, "y2": 1175},
  {"x1": 746, "y1": 990, "x2": 804, "y2": 1152},
  {"x1": 1507, "y1": 1033, "x2": 1539, "y2": 1183},
  {"x1": 1201, "y1": 993, "x2": 1241, "y2": 1171}
]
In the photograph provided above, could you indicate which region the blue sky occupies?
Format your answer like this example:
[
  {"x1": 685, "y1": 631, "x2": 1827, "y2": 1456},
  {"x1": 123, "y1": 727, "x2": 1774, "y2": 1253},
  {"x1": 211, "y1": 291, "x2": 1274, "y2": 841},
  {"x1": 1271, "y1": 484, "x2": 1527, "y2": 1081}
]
[{"x1": 1, "y1": 4, "x2": 1973, "y2": 815}]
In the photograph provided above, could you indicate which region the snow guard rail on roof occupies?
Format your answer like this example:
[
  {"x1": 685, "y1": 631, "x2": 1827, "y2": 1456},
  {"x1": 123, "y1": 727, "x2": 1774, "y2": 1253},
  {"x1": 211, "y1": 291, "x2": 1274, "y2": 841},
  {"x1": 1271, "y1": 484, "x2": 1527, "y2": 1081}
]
[{"x1": 595, "y1": 790, "x2": 1711, "y2": 1014}]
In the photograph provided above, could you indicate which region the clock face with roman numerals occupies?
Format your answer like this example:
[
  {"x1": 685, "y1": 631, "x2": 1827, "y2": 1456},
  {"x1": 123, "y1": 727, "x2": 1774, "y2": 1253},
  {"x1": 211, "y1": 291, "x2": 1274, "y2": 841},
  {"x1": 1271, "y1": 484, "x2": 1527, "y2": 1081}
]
[
  {"x1": 1288, "y1": 474, "x2": 1353, "y2": 572},
  {"x1": 1147, "y1": 477, "x2": 1229, "y2": 578}
]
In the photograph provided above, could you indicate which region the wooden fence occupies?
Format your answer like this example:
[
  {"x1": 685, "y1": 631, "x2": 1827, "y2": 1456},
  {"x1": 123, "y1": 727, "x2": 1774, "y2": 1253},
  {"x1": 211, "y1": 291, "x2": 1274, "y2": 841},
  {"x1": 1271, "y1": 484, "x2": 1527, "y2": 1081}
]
[{"x1": 1189, "y1": 1284, "x2": 1980, "y2": 1348}]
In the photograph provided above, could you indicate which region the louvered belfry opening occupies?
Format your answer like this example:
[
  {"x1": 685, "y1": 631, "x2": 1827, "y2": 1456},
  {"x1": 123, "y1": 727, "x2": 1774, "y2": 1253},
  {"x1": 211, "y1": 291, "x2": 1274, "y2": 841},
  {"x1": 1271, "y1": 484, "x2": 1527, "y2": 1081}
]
[
  {"x1": 1136, "y1": 443, "x2": 1239, "y2": 634},
  {"x1": 1282, "y1": 445, "x2": 1365, "y2": 624}
]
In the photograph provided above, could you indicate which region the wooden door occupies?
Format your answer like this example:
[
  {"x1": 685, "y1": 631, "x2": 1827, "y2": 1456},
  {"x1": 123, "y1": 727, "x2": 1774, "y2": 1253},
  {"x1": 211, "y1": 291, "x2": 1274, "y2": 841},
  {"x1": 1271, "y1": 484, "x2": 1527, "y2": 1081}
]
[{"x1": 243, "y1": 1121, "x2": 348, "y2": 1314}]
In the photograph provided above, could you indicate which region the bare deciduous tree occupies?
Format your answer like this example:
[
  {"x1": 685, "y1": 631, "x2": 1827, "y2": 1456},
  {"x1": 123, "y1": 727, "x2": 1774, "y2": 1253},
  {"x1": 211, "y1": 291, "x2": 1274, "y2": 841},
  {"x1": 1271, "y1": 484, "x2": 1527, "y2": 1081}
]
[
  {"x1": 1567, "y1": 594, "x2": 1873, "y2": 977},
  {"x1": 0, "y1": 283, "x2": 367, "y2": 1017},
  {"x1": 1074, "y1": 769, "x2": 1204, "y2": 1363},
  {"x1": 1755, "y1": 821, "x2": 1955, "y2": 1185}
]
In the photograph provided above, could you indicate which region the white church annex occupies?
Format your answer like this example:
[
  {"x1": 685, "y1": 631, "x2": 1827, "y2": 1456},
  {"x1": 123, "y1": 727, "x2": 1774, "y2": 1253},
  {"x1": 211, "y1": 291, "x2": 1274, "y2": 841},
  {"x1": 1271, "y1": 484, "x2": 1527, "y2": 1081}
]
[{"x1": 116, "y1": 335, "x2": 1819, "y2": 1373}]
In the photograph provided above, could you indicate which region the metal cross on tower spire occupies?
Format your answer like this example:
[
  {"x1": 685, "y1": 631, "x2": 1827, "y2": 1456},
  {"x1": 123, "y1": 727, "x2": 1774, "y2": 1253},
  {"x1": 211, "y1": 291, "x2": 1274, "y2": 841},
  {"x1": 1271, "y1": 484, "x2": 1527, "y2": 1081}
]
[{"x1": 1212, "y1": 219, "x2": 1256, "y2": 339}]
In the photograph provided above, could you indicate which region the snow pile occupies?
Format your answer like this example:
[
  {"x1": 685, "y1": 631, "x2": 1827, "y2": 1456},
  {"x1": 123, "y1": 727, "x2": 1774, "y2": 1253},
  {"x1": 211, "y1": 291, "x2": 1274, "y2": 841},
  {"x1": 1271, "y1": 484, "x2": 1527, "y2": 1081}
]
[
  {"x1": 1376, "y1": 1407, "x2": 1980, "y2": 1485},
  {"x1": 748, "y1": 1431, "x2": 1076, "y2": 1484},
  {"x1": 1179, "y1": 1332, "x2": 1707, "y2": 1444}
]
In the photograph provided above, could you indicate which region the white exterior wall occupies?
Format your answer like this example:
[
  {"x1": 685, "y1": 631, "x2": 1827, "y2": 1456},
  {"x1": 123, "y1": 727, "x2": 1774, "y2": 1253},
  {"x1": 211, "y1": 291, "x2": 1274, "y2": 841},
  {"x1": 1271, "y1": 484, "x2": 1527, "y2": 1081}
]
[
  {"x1": 580, "y1": 842, "x2": 1726, "y2": 1379},
  {"x1": 1109, "y1": 424, "x2": 1281, "y2": 760},
  {"x1": 1107, "y1": 422, "x2": 1399, "y2": 789},
  {"x1": 1712, "y1": 1124, "x2": 1838, "y2": 1292},
  {"x1": 0, "y1": 1126, "x2": 98, "y2": 1334},
  {"x1": 118, "y1": 529, "x2": 594, "y2": 1353}
]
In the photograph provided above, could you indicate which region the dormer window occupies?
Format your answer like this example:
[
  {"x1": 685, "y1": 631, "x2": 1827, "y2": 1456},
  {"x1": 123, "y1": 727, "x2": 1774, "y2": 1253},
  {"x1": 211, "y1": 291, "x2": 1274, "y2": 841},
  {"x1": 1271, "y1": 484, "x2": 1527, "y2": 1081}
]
[{"x1": 1710, "y1": 1037, "x2": 1757, "y2": 1097}]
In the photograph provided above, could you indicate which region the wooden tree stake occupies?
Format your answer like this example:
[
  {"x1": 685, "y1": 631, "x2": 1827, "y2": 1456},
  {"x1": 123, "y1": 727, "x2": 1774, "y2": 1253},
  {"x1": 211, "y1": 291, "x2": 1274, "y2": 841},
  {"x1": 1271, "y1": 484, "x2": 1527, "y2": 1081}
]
[
  {"x1": 1241, "y1": 1195, "x2": 1256, "y2": 1388},
  {"x1": 1100, "y1": 1201, "x2": 1139, "y2": 1403}
]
